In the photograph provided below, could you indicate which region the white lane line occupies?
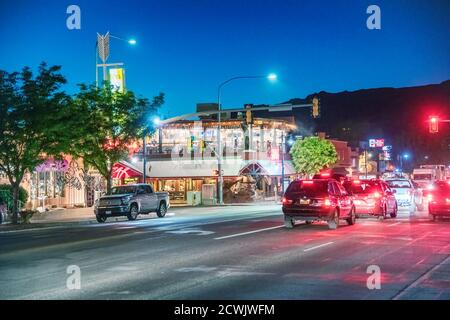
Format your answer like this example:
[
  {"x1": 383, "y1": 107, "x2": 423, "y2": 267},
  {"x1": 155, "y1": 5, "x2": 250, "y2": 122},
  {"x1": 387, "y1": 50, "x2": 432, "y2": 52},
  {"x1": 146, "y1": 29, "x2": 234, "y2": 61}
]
[
  {"x1": 0, "y1": 226, "x2": 66, "y2": 234},
  {"x1": 303, "y1": 242, "x2": 335, "y2": 252},
  {"x1": 214, "y1": 225, "x2": 285, "y2": 240},
  {"x1": 387, "y1": 222, "x2": 401, "y2": 227},
  {"x1": 393, "y1": 254, "x2": 450, "y2": 300}
]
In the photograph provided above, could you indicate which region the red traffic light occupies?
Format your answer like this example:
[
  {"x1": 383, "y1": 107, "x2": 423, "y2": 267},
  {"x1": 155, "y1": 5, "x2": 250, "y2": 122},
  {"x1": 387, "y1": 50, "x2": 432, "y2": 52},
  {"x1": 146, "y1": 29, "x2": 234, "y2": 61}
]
[{"x1": 429, "y1": 116, "x2": 439, "y2": 133}]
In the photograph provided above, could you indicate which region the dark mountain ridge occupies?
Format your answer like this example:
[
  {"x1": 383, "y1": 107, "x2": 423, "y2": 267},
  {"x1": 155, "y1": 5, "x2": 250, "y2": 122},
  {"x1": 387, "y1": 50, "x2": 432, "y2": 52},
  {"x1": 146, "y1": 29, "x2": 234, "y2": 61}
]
[{"x1": 255, "y1": 80, "x2": 450, "y2": 165}]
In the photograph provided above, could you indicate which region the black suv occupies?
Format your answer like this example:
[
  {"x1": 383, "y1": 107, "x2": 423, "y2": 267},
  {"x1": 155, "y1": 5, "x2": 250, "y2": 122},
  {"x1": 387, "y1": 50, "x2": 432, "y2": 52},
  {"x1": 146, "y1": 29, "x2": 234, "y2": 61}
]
[{"x1": 282, "y1": 179, "x2": 356, "y2": 229}]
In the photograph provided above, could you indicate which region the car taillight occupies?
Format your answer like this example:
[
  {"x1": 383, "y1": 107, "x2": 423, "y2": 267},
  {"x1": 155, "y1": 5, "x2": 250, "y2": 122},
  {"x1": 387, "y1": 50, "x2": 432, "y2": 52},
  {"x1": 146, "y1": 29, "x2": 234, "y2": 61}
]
[
  {"x1": 282, "y1": 197, "x2": 293, "y2": 204},
  {"x1": 324, "y1": 199, "x2": 331, "y2": 206},
  {"x1": 368, "y1": 192, "x2": 381, "y2": 199}
]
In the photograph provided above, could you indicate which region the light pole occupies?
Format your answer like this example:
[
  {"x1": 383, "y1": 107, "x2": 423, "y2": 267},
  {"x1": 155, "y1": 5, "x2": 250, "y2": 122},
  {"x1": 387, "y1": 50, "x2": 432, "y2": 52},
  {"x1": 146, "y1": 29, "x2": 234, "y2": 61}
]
[
  {"x1": 364, "y1": 151, "x2": 373, "y2": 178},
  {"x1": 142, "y1": 117, "x2": 161, "y2": 183},
  {"x1": 282, "y1": 137, "x2": 295, "y2": 195},
  {"x1": 401, "y1": 153, "x2": 409, "y2": 172},
  {"x1": 216, "y1": 73, "x2": 277, "y2": 204},
  {"x1": 95, "y1": 32, "x2": 136, "y2": 87}
]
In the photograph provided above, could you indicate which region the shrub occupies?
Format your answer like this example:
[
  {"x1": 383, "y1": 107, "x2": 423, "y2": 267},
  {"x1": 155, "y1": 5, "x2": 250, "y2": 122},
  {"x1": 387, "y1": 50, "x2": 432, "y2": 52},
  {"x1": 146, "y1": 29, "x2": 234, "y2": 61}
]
[{"x1": 0, "y1": 184, "x2": 29, "y2": 206}]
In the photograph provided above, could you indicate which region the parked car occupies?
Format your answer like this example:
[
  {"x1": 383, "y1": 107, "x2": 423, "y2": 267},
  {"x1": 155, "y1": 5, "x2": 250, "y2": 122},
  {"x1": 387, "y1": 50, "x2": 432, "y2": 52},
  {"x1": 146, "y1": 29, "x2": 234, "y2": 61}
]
[
  {"x1": 282, "y1": 179, "x2": 356, "y2": 230},
  {"x1": 94, "y1": 184, "x2": 170, "y2": 223},
  {"x1": 428, "y1": 181, "x2": 450, "y2": 221},
  {"x1": 385, "y1": 179, "x2": 416, "y2": 213},
  {"x1": 343, "y1": 179, "x2": 397, "y2": 219}
]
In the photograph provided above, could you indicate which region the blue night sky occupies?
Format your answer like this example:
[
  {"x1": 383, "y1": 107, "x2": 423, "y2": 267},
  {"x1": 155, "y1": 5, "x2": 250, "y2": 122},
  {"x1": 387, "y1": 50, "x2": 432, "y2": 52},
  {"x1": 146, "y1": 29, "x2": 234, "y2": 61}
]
[{"x1": 1, "y1": 0, "x2": 449, "y2": 117}]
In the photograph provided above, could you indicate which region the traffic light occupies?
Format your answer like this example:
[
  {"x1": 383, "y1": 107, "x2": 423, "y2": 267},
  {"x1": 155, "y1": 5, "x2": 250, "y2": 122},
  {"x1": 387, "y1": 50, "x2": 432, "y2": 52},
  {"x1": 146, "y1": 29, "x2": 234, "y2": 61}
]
[
  {"x1": 312, "y1": 96, "x2": 320, "y2": 118},
  {"x1": 245, "y1": 104, "x2": 253, "y2": 124},
  {"x1": 187, "y1": 135, "x2": 195, "y2": 151},
  {"x1": 429, "y1": 116, "x2": 439, "y2": 133}
]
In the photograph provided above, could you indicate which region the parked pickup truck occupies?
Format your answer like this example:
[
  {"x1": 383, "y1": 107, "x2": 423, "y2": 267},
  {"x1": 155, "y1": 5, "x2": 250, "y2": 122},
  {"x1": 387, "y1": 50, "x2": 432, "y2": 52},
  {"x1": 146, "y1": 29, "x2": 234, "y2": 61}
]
[{"x1": 94, "y1": 184, "x2": 170, "y2": 223}]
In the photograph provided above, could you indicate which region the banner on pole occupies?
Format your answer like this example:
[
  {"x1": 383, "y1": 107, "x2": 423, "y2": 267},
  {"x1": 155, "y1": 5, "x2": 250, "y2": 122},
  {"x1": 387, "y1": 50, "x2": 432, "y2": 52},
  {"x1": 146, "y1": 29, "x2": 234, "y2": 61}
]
[{"x1": 109, "y1": 68, "x2": 125, "y2": 92}]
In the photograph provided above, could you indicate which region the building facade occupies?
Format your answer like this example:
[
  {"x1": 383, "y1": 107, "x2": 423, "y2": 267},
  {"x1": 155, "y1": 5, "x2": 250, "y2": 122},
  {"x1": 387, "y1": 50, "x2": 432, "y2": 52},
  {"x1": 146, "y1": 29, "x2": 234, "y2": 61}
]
[{"x1": 113, "y1": 117, "x2": 298, "y2": 204}]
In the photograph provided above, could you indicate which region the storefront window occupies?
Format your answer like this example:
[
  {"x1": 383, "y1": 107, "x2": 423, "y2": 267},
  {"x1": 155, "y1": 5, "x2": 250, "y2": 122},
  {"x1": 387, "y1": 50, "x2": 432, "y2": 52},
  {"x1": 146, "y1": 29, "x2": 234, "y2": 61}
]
[{"x1": 161, "y1": 179, "x2": 186, "y2": 202}]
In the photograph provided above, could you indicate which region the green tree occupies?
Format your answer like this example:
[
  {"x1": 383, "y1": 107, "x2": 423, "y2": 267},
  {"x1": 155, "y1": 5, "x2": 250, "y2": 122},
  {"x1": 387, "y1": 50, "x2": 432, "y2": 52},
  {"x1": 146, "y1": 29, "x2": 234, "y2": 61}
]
[
  {"x1": 0, "y1": 63, "x2": 71, "y2": 223},
  {"x1": 69, "y1": 84, "x2": 164, "y2": 193},
  {"x1": 290, "y1": 137, "x2": 338, "y2": 177}
]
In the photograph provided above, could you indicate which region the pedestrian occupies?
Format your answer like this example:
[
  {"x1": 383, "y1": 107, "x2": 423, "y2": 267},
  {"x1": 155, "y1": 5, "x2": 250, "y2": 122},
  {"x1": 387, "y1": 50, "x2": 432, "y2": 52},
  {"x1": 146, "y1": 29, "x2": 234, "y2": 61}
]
[{"x1": 0, "y1": 197, "x2": 6, "y2": 224}]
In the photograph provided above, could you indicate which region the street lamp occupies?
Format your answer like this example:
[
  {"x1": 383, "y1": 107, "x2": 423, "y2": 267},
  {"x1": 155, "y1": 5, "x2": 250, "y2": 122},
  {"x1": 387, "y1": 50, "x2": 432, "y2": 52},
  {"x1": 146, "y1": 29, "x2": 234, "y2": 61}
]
[
  {"x1": 96, "y1": 32, "x2": 136, "y2": 87},
  {"x1": 399, "y1": 153, "x2": 410, "y2": 172},
  {"x1": 141, "y1": 116, "x2": 162, "y2": 183},
  {"x1": 267, "y1": 73, "x2": 278, "y2": 81},
  {"x1": 216, "y1": 73, "x2": 278, "y2": 204}
]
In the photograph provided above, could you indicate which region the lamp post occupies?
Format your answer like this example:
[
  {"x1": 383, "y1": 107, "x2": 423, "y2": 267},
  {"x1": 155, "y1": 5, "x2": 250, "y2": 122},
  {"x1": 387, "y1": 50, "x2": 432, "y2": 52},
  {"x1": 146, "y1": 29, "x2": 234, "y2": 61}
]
[
  {"x1": 142, "y1": 117, "x2": 162, "y2": 183},
  {"x1": 400, "y1": 153, "x2": 409, "y2": 172},
  {"x1": 95, "y1": 32, "x2": 136, "y2": 87},
  {"x1": 216, "y1": 73, "x2": 277, "y2": 204}
]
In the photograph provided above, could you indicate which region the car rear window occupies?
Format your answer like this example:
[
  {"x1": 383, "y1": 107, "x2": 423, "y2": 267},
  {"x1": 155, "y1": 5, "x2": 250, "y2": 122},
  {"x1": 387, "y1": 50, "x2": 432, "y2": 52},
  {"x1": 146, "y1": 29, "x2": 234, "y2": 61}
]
[
  {"x1": 344, "y1": 182, "x2": 381, "y2": 194},
  {"x1": 386, "y1": 180, "x2": 412, "y2": 188},
  {"x1": 413, "y1": 174, "x2": 432, "y2": 180},
  {"x1": 286, "y1": 180, "x2": 329, "y2": 196}
]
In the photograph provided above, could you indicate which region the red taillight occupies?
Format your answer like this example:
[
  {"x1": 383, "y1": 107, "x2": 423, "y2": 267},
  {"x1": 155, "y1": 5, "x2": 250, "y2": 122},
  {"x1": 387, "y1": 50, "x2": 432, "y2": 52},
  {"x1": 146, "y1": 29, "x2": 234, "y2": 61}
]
[
  {"x1": 353, "y1": 180, "x2": 361, "y2": 184},
  {"x1": 302, "y1": 180, "x2": 314, "y2": 184},
  {"x1": 282, "y1": 197, "x2": 293, "y2": 204},
  {"x1": 324, "y1": 199, "x2": 331, "y2": 206},
  {"x1": 372, "y1": 192, "x2": 381, "y2": 199},
  {"x1": 321, "y1": 173, "x2": 330, "y2": 177}
]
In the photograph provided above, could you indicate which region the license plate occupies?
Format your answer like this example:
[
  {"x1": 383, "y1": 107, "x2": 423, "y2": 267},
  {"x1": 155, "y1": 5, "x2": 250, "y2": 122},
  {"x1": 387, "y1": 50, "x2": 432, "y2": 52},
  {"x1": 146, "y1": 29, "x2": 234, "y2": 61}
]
[
  {"x1": 105, "y1": 211, "x2": 111, "y2": 214},
  {"x1": 299, "y1": 199, "x2": 310, "y2": 205}
]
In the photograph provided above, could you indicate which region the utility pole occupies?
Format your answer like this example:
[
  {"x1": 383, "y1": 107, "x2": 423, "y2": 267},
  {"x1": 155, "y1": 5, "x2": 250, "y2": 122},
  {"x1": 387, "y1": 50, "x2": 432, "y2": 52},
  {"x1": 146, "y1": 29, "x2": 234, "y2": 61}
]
[
  {"x1": 365, "y1": 149, "x2": 368, "y2": 179},
  {"x1": 281, "y1": 131, "x2": 286, "y2": 195},
  {"x1": 142, "y1": 135, "x2": 147, "y2": 183}
]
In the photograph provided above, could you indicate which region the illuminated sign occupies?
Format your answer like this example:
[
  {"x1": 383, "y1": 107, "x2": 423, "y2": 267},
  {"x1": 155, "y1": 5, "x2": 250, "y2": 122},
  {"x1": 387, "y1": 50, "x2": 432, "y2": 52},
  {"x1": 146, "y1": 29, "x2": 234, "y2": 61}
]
[
  {"x1": 109, "y1": 68, "x2": 125, "y2": 93},
  {"x1": 369, "y1": 139, "x2": 384, "y2": 148},
  {"x1": 382, "y1": 145, "x2": 392, "y2": 160}
]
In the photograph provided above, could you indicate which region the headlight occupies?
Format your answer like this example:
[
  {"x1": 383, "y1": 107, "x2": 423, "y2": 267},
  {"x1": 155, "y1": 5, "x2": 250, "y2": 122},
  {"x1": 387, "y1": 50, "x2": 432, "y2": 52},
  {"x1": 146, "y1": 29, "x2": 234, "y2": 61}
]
[{"x1": 121, "y1": 196, "x2": 132, "y2": 205}]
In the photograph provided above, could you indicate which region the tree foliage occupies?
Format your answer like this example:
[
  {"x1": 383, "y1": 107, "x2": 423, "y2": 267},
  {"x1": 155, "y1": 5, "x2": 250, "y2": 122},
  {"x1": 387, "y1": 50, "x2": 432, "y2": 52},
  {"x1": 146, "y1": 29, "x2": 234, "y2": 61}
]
[
  {"x1": 0, "y1": 63, "x2": 71, "y2": 222},
  {"x1": 290, "y1": 137, "x2": 338, "y2": 176},
  {"x1": 68, "y1": 84, "x2": 164, "y2": 192}
]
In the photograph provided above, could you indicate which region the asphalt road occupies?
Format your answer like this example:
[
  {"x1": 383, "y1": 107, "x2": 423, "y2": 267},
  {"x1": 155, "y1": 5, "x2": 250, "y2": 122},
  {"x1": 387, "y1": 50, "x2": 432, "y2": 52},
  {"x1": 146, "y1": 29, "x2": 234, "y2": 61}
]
[{"x1": 1, "y1": 205, "x2": 450, "y2": 300}]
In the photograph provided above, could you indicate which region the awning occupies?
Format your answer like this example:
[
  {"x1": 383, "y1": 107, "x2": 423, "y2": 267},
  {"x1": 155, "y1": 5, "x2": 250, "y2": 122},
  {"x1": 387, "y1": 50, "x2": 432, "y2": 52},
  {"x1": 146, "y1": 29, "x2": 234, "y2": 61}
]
[
  {"x1": 112, "y1": 162, "x2": 143, "y2": 179},
  {"x1": 143, "y1": 159, "x2": 296, "y2": 178}
]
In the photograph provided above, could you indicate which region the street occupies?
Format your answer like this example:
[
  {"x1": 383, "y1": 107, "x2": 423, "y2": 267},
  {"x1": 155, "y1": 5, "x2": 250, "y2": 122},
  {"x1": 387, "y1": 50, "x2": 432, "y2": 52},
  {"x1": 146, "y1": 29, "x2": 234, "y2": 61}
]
[{"x1": 1, "y1": 205, "x2": 449, "y2": 300}]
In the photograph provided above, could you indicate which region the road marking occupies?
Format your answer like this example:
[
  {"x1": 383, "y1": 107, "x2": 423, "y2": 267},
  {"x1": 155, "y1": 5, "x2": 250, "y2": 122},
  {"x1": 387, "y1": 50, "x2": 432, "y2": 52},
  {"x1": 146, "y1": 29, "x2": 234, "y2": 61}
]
[
  {"x1": 303, "y1": 242, "x2": 334, "y2": 252},
  {"x1": 387, "y1": 222, "x2": 401, "y2": 227},
  {"x1": 214, "y1": 225, "x2": 285, "y2": 240},
  {"x1": 392, "y1": 254, "x2": 450, "y2": 300},
  {"x1": 167, "y1": 228, "x2": 215, "y2": 236},
  {"x1": 0, "y1": 226, "x2": 66, "y2": 234}
]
